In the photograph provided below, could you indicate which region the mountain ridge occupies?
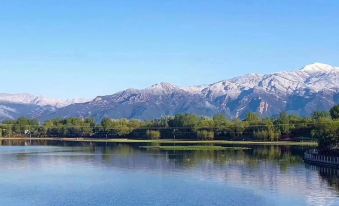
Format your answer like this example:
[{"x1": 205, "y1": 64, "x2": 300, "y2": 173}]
[{"x1": 1, "y1": 63, "x2": 338, "y2": 121}]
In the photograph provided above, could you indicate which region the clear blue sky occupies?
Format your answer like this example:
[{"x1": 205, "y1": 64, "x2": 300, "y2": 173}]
[{"x1": 0, "y1": 0, "x2": 338, "y2": 99}]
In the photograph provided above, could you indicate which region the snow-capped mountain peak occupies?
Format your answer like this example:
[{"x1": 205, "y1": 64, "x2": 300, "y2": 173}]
[
  {"x1": 300, "y1": 62, "x2": 337, "y2": 73},
  {"x1": 146, "y1": 82, "x2": 180, "y2": 94},
  {"x1": 149, "y1": 82, "x2": 177, "y2": 89}
]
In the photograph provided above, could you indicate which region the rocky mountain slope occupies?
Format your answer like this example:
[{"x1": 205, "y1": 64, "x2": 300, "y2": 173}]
[
  {"x1": 1, "y1": 63, "x2": 338, "y2": 121},
  {"x1": 0, "y1": 94, "x2": 86, "y2": 121}
]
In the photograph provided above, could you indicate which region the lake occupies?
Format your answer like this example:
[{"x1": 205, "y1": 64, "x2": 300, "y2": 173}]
[{"x1": 0, "y1": 140, "x2": 338, "y2": 206}]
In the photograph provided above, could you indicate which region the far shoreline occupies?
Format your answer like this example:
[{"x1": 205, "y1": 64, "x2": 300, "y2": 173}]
[{"x1": 0, "y1": 137, "x2": 318, "y2": 146}]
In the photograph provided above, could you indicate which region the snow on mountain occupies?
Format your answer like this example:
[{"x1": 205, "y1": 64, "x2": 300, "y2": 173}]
[
  {"x1": 0, "y1": 93, "x2": 88, "y2": 108},
  {"x1": 0, "y1": 94, "x2": 89, "y2": 121},
  {"x1": 1, "y1": 62, "x2": 338, "y2": 121},
  {"x1": 182, "y1": 85, "x2": 206, "y2": 94},
  {"x1": 300, "y1": 62, "x2": 337, "y2": 73},
  {"x1": 146, "y1": 82, "x2": 180, "y2": 94}
]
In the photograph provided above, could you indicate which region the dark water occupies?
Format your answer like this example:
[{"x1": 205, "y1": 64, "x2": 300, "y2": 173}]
[{"x1": 0, "y1": 140, "x2": 338, "y2": 206}]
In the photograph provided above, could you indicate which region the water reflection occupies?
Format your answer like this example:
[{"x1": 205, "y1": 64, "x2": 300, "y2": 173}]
[
  {"x1": 0, "y1": 140, "x2": 338, "y2": 206},
  {"x1": 306, "y1": 164, "x2": 339, "y2": 191}
]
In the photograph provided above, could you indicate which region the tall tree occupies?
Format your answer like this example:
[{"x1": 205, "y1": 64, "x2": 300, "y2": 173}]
[{"x1": 330, "y1": 105, "x2": 339, "y2": 120}]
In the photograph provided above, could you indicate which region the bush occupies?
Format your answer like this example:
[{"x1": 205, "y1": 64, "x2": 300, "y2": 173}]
[
  {"x1": 197, "y1": 130, "x2": 214, "y2": 140},
  {"x1": 146, "y1": 130, "x2": 161, "y2": 140},
  {"x1": 252, "y1": 128, "x2": 280, "y2": 141}
]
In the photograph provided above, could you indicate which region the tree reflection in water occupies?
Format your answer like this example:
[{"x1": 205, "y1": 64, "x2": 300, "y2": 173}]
[
  {"x1": 306, "y1": 164, "x2": 339, "y2": 191},
  {"x1": 1, "y1": 139, "x2": 338, "y2": 197}
]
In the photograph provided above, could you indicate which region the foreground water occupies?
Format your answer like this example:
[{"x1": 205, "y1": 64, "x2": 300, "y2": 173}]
[{"x1": 0, "y1": 140, "x2": 338, "y2": 206}]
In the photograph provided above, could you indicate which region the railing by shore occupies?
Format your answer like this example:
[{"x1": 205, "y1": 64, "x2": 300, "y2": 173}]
[{"x1": 304, "y1": 149, "x2": 339, "y2": 168}]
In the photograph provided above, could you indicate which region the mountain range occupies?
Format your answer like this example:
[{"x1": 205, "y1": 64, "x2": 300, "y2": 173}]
[{"x1": 1, "y1": 63, "x2": 338, "y2": 122}]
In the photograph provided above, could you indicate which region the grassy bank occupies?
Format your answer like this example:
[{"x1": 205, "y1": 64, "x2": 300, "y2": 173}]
[
  {"x1": 140, "y1": 145, "x2": 252, "y2": 151},
  {"x1": 0, "y1": 137, "x2": 318, "y2": 146}
]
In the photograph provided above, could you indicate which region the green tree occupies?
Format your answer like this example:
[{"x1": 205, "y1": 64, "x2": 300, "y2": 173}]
[
  {"x1": 277, "y1": 112, "x2": 292, "y2": 135},
  {"x1": 246, "y1": 112, "x2": 260, "y2": 122},
  {"x1": 168, "y1": 114, "x2": 200, "y2": 139},
  {"x1": 100, "y1": 118, "x2": 143, "y2": 137},
  {"x1": 266, "y1": 120, "x2": 280, "y2": 141},
  {"x1": 330, "y1": 105, "x2": 339, "y2": 120},
  {"x1": 212, "y1": 115, "x2": 231, "y2": 139},
  {"x1": 146, "y1": 130, "x2": 161, "y2": 140},
  {"x1": 169, "y1": 114, "x2": 199, "y2": 128},
  {"x1": 312, "y1": 111, "x2": 331, "y2": 120},
  {"x1": 197, "y1": 118, "x2": 215, "y2": 130},
  {"x1": 197, "y1": 130, "x2": 214, "y2": 140},
  {"x1": 312, "y1": 120, "x2": 339, "y2": 151},
  {"x1": 229, "y1": 119, "x2": 247, "y2": 139}
]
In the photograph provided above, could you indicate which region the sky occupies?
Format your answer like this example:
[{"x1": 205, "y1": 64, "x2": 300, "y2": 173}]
[{"x1": 0, "y1": 0, "x2": 338, "y2": 99}]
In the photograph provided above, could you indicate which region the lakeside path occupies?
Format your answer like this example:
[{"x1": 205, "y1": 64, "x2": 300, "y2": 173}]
[{"x1": 0, "y1": 137, "x2": 318, "y2": 146}]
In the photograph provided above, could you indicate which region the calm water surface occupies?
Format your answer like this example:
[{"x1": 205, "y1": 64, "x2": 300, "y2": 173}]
[{"x1": 0, "y1": 140, "x2": 338, "y2": 206}]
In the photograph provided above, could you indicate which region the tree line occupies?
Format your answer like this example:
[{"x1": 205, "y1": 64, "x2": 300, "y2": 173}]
[{"x1": 0, "y1": 105, "x2": 338, "y2": 147}]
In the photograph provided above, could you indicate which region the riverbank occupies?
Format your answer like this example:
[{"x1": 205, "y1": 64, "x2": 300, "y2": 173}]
[{"x1": 0, "y1": 137, "x2": 318, "y2": 146}]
